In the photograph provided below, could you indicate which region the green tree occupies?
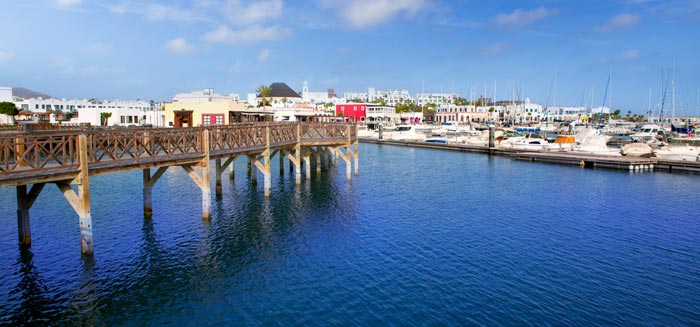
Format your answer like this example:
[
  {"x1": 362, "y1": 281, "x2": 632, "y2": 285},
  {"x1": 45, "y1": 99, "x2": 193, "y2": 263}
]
[
  {"x1": 256, "y1": 84, "x2": 272, "y2": 108},
  {"x1": 0, "y1": 102, "x2": 19, "y2": 116},
  {"x1": 371, "y1": 98, "x2": 387, "y2": 106},
  {"x1": 100, "y1": 112, "x2": 112, "y2": 126}
]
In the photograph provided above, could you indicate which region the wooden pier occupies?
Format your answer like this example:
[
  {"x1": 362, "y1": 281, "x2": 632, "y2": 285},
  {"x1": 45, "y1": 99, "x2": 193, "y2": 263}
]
[
  {"x1": 1, "y1": 122, "x2": 359, "y2": 256},
  {"x1": 362, "y1": 138, "x2": 700, "y2": 173}
]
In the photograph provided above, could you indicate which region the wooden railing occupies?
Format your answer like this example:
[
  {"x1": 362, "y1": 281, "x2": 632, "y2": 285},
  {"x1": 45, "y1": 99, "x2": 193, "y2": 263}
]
[{"x1": 0, "y1": 122, "x2": 356, "y2": 182}]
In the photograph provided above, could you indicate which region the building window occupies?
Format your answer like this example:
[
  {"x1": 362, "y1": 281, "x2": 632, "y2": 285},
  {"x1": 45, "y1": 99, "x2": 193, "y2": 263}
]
[
  {"x1": 121, "y1": 116, "x2": 125, "y2": 123},
  {"x1": 202, "y1": 114, "x2": 224, "y2": 126}
]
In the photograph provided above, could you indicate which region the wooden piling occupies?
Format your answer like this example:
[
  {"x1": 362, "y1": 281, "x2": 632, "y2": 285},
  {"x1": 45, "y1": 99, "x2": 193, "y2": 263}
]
[
  {"x1": 316, "y1": 146, "x2": 322, "y2": 174},
  {"x1": 16, "y1": 185, "x2": 31, "y2": 247},
  {"x1": 143, "y1": 169, "x2": 153, "y2": 218},
  {"x1": 215, "y1": 158, "x2": 222, "y2": 197},
  {"x1": 264, "y1": 127, "x2": 271, "y2": 197},
  {"x1": 143, "y1": 167, "x2": 167, "y2": 218},
  {"x1": 201, "y1": 130, "x2": 211, "y2": 219},
  {"x1": 16, "y1": 183, "x2": 44, "y2": 248},
  {"x1": 353, "y1": 125, "x2": 359, "y2": 176},
  {"x1": 249, "y1": 155, "x2": 257, "y2": 185},
  {"x1": 229, "y1": 158, "x2": 235, "y2": 180},
  {"x1": 303, "y1": 151, "x2": 311, "y2": 180},
  {"x1": 279, "y1": 150, "x2": 285, "y2": 175},
  {"x1": 295, "y1": 125, "x2": 302, "y2": 184},
  {"x1": 77, "y1": 134, "x2": 93, "y2": 255}
]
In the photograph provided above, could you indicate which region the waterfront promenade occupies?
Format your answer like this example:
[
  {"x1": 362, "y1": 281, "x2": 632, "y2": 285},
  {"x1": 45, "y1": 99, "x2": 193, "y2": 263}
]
[{"x1": 0, "y1": 122, "x2": 359, "y2": 255}]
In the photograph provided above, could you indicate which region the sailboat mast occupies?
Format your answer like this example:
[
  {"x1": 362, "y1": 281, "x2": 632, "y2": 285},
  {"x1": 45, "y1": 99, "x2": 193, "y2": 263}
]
[
  {"x1": 648, "y1": 87, "x2": 652, "y2": 123},
  {"x1": 672, "y1": 58, "x2": 676, "y2": 123},
  {"x1": 609, "y1": 67, "x2": 612, "y2": 124}
]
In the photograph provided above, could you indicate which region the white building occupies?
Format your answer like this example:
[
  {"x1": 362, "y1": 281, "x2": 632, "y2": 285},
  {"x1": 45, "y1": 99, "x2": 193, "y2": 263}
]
[
  {"x1": 0, "y1": 87, "x2": 12, "y2": 102},
  {"x1": 415, "y1": 93, "x2": 459, "y2": 107},
  {"x1": 301, "y1": 81, "x2": 339, "y2": 106},
  {"x1": 173, "y1": 88, "x2": 240, "y2": 103},
  {"x1": 546, "y1": 106, "x2": 587, "y2": 122},
  {"x1": 343, "y1": 88, "x2": 412, "y2": 106},
  {"x1": 435, "y1": 105, "x2": 494, "y2": 123},
  {"x1": 2, "y1": 86, "x2": 162, "y2": 127}
]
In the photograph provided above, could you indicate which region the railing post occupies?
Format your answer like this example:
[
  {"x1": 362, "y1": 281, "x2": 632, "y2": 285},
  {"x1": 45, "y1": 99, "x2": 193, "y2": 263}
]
[{"x1": 14, "y1": 125, "x2": 30, "y2": 167}]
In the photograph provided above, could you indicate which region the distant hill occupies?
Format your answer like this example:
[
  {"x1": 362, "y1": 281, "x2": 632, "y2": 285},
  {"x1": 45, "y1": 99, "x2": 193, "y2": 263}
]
[{"x1": 12, "y1": 87, "x2": 53, "y2": 99}]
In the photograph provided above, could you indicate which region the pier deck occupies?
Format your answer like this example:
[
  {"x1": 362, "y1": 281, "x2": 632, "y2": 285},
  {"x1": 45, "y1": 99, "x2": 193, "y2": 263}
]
[{"x1": 1, "y1": 122, "x2": 359, "y2": 255}]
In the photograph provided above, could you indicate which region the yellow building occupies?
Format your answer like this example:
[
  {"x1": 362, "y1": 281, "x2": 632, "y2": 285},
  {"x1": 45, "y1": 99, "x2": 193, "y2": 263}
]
[{"x1": 163, "y1": 101, "x2": 246, "y2": 127}]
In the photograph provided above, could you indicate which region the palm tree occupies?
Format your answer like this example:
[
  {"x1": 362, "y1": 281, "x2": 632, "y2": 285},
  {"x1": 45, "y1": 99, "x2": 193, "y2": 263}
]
[
  {"x1": 256, "y1": 84, "x2": 272, "y2": 108},
  {"x1": 100, "y1": 112, "x2": 112, "y2": 126}
]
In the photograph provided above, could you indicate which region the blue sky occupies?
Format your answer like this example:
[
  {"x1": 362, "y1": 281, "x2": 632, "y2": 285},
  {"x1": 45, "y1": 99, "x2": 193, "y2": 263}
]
[{"x1": 1, "y1": 0, "x2": 699, "y2": 113}]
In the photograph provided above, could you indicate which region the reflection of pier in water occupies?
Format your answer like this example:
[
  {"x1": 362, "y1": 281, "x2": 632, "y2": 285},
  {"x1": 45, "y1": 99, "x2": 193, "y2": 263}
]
[{"x1": 0, "y1": 122, "x2": 359, "y2": 256}]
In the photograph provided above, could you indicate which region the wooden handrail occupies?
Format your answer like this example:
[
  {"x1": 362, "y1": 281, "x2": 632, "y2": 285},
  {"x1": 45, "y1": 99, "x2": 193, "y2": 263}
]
[{"x1": 0, "y1": 122, "x2": 356, "y2": 180}]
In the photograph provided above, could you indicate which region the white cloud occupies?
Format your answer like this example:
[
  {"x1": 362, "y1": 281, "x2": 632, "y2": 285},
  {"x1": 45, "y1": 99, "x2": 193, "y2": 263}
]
[
  {"x1": 230, "y1": 60, "x2": 255, "y2": 73},
  {"x1": 472, "y1": 43, "x2": 514, "y2": 57},
  {"x1": 231, "y1": 60, "x2": 243, "y2": 73},
  {"x1": 225, "y1": 0, "x2": 284, "y2": 25},
  {"x1": 83, "y1": 42, "x2": 113, "y2": 55},
  {"x1": 617, "y1": 48, "x2": 640, "y2": 61},
  {"x1": 166, "y1": 38, "x2": 195, "y2": 54},
  {"x1": 596, "y1": 13, "x2": 640, "y2": 32},
  {"x1": 0, "y1": 51, "x2": 15, "y2": 62},
  {"x1": 49, "y1": 57, "x2": 76, "y2": 74},
  {"x1": 203, "y1": 25, "x2": 291, "y2": 44},
  {"x1": 80, "y1": 65, "x2": 127, "y2": 76},
  {"x1": 491, "y1": 7, "x2": 556, "y2": 29},
  {"x1": 55, "y1": 0, "x2": 81, "y2": 7},
  {"x1": 109, "y1": 2, "x2": 204, "y2": 22},
  {"x1": 337, "y1": 0, "x2": 425, "y2": 29},
  {"x1": 258, "y1": 49, "x2": 270, "y2": 62}
]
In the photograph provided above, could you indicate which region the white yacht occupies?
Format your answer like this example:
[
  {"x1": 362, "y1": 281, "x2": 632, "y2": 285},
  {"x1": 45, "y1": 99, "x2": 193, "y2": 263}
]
[
  {"x1": 631, "y1": 124, "x2": 661, "y2": 143},
  {"x1": 383, "y1": 125, "x2": 425, "y2": 141},
  {"x1": 654, "y1": 145, "x2": 700, "y2": 161}
]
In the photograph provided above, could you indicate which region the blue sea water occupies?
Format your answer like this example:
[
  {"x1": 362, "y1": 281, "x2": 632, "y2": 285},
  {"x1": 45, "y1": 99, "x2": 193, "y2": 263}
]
[{"x1": 1, "y1": 143, "x2": 699, "y2": 326}]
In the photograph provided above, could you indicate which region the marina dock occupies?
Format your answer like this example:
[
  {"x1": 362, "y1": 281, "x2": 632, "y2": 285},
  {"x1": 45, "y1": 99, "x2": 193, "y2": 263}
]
[{"x1": 361, "y1": 138, "x2": 700, "y2": 173}]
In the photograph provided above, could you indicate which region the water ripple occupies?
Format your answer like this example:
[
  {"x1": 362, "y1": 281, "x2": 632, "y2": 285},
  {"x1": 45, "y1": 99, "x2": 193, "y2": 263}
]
[{"x1": 1, "y1": 144, "x2": 699, "y2": 326}]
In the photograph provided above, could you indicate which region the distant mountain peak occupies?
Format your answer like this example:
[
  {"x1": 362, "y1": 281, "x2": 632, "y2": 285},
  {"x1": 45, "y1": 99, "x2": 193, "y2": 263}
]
[{"x1": 12, "y1": 87, "x2": 53, "y2": 99}]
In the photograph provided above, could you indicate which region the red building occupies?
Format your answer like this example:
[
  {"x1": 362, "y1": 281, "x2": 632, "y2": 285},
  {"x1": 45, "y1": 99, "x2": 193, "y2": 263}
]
[{"x1": 335, "y1": 103, "x2": 366, "y2": 121}]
